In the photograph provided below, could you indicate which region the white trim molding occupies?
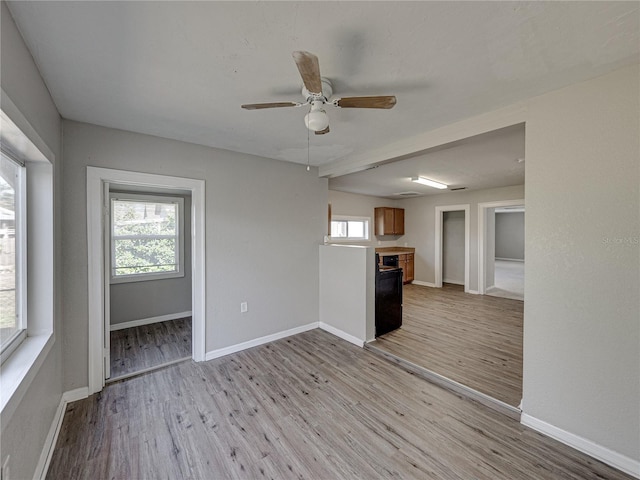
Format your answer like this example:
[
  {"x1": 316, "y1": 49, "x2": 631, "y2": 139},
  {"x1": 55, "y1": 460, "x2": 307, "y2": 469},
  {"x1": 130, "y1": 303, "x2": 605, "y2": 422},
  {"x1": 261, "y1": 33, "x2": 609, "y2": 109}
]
[
  {"x1": 35, "y1": 387, "x2": 89, "y2": 480},
  {"x1": 477, "y1": 199, "x2": 525, "y2": 294},
  {"x1": 87, "y1": 167, "x2": 206, "y2": 395},
  {"x1": 318, "y1": 322, "x2": 365, "y2": 347},
  {"x1": 521, "y1": 414, "x2": 640, "y2": 479},
  {"x1": 412, "y1": 280, "x2": 437, "y2": 288},
  {"x1": 434, "y1": 204, "x2": 470, "y2": 292},
  {"x1": 110, "y1": 311, "x2": 192, "y2": 331},
  {"x1": 205, "y1": 323, "x2": 318, "y2": 361}
]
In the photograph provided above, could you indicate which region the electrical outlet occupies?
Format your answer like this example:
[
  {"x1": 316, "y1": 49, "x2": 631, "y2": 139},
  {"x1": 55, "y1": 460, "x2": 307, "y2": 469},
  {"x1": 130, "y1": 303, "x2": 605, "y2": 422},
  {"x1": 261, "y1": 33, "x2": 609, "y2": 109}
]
[
  {"x1": 240, "y1": 302, "x2": 248, "y2": 313},
  {"x1": 2, "y1": 455, "x2": 10, "y2": 480}
]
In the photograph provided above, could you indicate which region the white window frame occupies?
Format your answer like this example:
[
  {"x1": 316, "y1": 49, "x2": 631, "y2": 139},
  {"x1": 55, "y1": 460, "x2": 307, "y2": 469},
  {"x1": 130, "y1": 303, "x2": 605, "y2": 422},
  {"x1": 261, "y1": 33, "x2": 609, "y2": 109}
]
[
  {"x1": 0, "y1": 152, "x2": 27, "y2": 364},
  {"x1": 109, "y1": 192, "x2": 184, "y2": 284},
  {"x1": 0, "y1": 96, "x2": 55, "y2": 421},
  {"x1": 330, "y1": 215, "x2": 370, "y2": 243}
]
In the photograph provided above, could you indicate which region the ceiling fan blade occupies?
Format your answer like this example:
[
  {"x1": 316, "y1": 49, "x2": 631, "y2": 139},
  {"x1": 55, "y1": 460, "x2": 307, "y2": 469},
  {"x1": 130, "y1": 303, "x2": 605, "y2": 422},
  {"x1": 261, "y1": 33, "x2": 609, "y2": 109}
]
[
  {"x1": 315, "y1": 126, "x2": 330, "y2": 135},
  {"x1": 292, "y1": 51, "x2": 322, "y2": 94},
  {"x1": 334, "y1": 96, "x2": 397, "y2": 109},
  {"x1": 241, "y1": 102, "x2": 300, "y2": 110}
]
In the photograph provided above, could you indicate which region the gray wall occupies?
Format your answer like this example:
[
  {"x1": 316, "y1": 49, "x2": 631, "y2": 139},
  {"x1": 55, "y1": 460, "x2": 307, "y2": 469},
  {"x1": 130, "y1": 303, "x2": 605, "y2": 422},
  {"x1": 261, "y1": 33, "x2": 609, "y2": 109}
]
[
  {"x1": 109, "y1": 194, "x2": 192, "y2": 325},
  {"x1": 0, "y1": 2, "x2": 63, "y2": 478},
  {"x1": 495, "y1": 211, "x2": 524, "y2": 260},
  {"x1": 442, "y1": 210, "x2": 465, "y2": 284},
  {"x1": 62, "y1": 120, "x2": 327, "y2": 391},
  {"x1": 522, "y1": 65, "x2": 639, "y2": 461},
  {"x1": 399, "y1": 184, "x2": 525, "y2": 291}
]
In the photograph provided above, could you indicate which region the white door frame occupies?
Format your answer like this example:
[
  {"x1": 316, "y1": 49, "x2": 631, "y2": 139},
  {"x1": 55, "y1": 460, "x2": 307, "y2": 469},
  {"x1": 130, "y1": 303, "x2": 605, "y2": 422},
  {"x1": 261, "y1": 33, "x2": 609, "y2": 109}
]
[
  {"x1": 87, "y1": 167, "x2": 206, "y2": 395},
  {"x1": 435, "y1": 204, "x2": 470, "y2": 292},
  {"x1": 477, "y1": 199, "x2": 525, "y2": 294}
]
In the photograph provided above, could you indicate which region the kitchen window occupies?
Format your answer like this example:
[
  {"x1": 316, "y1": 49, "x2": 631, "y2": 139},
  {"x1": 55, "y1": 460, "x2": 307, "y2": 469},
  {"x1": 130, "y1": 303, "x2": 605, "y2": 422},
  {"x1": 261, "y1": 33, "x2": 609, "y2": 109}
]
[
  {"x1": 110, "y1": 193, "x2": 184, "y2": 283},
  {"x1": 330, "y1": 215, "x2": 370, "y2": 242}
]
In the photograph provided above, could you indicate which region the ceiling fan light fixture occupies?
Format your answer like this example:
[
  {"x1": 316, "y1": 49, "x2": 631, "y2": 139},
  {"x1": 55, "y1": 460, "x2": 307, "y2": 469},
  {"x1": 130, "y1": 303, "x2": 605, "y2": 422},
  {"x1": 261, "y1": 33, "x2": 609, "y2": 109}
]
[
  {"x1": 411, "y1": 176, "x2": 448, "y2": 189},
  {"x1": 304, "y1": 108, "x2": 329, "y2": 132}
]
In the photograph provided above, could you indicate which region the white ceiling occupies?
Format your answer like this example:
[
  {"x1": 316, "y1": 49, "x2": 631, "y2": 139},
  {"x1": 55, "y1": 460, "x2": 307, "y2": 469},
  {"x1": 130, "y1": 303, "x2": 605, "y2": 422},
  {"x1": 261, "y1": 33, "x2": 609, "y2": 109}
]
[{"x1": 6, "y1": 1, "x2": 639, "y2": 195}]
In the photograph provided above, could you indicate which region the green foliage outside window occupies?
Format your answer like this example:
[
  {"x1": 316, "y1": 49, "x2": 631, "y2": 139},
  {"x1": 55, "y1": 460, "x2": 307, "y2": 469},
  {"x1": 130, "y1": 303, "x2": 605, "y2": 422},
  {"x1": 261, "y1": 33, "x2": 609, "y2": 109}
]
[{"x1": 112, "y1": 200, "x2": 179, "y2": 277}]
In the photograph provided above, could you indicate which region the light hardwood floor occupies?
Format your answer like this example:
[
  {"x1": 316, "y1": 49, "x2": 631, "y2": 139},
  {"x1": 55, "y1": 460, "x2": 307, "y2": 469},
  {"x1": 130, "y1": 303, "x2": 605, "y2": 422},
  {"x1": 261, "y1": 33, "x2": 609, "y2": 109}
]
[
  {"x1": 47, "y1": 329, "x2": 631, "y2": 479},
  {"x1": 110, "y1": 317, "x2": 192, "y2": 379},
  {"x1": 370, "y1": 283, "x2": 523, "y2": 407}
]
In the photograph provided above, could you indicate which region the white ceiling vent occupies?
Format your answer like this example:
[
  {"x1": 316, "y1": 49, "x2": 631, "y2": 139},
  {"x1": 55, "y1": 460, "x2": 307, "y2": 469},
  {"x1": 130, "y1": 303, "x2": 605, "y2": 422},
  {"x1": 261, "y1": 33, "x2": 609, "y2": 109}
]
[{"x1": 395, "y1": 191, "x2": 421, "y2": 197}]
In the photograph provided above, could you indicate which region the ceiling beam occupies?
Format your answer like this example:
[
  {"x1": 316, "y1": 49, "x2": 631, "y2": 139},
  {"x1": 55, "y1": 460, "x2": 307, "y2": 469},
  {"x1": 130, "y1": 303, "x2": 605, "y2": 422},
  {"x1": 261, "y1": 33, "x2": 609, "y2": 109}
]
[{"x1": 319, "y1": 101, "x2": 528, "y2": 178}]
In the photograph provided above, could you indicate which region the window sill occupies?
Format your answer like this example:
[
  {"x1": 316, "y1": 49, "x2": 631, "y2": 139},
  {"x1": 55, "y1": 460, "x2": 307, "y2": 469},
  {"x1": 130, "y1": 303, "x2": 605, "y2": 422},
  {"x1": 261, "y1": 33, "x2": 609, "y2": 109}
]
[
  {"x1": 110, "y1": 270, "x2": 185, "y2": 285},
  {"x1": 0, "y1": 332, "x2": 54, "y2": 426}
]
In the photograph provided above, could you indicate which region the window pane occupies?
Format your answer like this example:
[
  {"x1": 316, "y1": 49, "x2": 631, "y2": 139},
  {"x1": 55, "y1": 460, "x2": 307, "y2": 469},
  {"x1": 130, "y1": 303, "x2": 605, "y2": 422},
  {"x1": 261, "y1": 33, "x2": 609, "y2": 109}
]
[
  {"x1": 347, "y1": 221, "x2": 364, "y2": 238},
  {"x1": 0, "y1": 159, "x2": 18, "y2": 350},
  {"x1": 331, "y1": 221, "x2": 348, "y2": 238},
  {"x1": 113, "y1": 200, "x2": 177, "y2": 237},
  {"x1": 113, "y1": 238, "x2": 177, "y2": 276},
  {"x1": 111, "y1": 197, "x2": 181, "y2": 279}
]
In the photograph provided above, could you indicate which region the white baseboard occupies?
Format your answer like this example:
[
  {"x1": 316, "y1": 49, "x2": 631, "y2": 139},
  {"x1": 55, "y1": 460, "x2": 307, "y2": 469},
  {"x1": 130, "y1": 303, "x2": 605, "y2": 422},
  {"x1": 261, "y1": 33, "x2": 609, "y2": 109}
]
[
  {"x1": 521, "y1": 413, "x2": 640, "y2": 478},
  {"x1": 318, "y1": 322, "x2": 365, "y2": 347},
  {"x1": 467, "y1": 289, "x2": 480, "y2": 295},
  {"x1": 412, "y1": 280, "x2": 437, "y2": 288},
  {"x1": 35, "y1": 387, "x2": 89, "y2": 479},
  {"x1": 443, "y1": 278, "x2": 464, "y2": 286},
  {"x1": 495, "y1": 257, "x2": 525, "y2": 262},
  {"x1": 205, "y1": 322, "x2": 318, "y2": 361},
  {"x1": 110, "y1": 311, "x2": 192, "y2": 331}
]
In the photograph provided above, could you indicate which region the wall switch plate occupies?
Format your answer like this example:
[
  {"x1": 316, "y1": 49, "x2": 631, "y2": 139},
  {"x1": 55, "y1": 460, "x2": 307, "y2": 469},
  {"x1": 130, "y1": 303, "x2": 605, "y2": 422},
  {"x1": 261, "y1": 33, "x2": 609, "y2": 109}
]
[{"x1": 240, "y1": 302, "x2": 248, "y2": 313}]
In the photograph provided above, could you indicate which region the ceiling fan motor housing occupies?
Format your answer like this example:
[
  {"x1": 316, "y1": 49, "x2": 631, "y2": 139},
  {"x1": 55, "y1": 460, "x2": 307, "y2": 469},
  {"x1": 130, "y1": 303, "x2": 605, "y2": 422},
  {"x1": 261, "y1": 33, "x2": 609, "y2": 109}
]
[{"x1": 302, "y1": 78, "x2": 333, "y2": 102}]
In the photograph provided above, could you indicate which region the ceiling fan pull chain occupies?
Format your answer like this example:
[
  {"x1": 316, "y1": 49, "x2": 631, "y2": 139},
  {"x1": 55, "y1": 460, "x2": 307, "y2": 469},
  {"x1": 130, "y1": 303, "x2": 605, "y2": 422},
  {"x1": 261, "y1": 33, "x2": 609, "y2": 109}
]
[{"x1": 307, "y1": 118, "x2": 311, "y2": 172}]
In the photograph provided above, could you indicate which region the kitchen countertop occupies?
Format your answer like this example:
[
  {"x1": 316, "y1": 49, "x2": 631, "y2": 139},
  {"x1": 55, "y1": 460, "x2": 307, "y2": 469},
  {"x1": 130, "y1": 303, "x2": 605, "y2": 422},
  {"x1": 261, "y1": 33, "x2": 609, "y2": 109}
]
[{"x1": 376, "y1": 248, "x2": 415, "y2": 256}]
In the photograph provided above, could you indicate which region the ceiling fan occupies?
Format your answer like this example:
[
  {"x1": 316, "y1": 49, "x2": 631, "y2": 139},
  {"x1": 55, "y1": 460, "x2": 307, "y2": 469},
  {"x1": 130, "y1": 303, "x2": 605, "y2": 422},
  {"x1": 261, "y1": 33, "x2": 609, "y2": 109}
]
[{"x1": 241, "y1": 51, "x2": 397, "y2": 135}]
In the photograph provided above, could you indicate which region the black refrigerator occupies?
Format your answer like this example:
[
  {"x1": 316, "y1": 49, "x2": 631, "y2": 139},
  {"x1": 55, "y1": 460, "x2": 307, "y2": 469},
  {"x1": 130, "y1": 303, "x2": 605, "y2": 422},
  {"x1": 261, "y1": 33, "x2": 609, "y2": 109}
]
[{"x1": 375, "y1": 266, "x2": 403, "y2": 337}]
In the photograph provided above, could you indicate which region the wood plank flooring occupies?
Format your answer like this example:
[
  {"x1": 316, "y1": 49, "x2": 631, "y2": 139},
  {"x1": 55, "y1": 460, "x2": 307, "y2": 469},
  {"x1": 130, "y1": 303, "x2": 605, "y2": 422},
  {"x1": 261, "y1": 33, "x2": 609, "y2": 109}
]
[
  {"x1": 110, "y1": 317, "x2": 192, "y2": 379},
  {"x1": 371, "y1": 283, "x2": 523, "y2": 407},
  {"x1": 47, "y1": 329, "x2": 632, "y2": 480}
]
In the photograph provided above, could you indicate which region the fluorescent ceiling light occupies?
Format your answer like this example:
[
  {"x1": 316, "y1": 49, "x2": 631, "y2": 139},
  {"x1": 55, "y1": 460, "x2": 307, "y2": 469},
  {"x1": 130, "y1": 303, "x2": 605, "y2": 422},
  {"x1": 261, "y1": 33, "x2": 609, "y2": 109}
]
[{"x1": 411, "y1": 176, "x2": 448, "y2": 189}]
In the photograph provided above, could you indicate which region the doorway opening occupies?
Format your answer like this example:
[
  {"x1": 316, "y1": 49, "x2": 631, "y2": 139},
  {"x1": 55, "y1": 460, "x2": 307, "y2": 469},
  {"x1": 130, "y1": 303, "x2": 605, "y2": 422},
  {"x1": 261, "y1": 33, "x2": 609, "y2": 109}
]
[
  {"x1": 434, "y1": 204, "x2": 470, "y2": 291},
  {"x1": 478, "y1": 199, "x2": 525, "y2": 300},
  {"x1": 87, "y1": 167, "x2": 206, "y2": 395},
  {"x1": 106, "y1": 187, "x2": 193, "y2": 382}
]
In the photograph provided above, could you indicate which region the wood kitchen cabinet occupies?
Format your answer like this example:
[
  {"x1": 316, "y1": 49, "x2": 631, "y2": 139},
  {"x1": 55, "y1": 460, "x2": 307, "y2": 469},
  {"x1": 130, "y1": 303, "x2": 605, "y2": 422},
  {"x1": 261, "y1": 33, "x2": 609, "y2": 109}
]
[
  {"x1": 376, "y1": 247, "x2": 415, "y2": 284},
  {"x1": 374, "y1": 207, "x2": 405, "y2": 236},
  {"x1": 398, "y1": 253, "x2": 414, "y2": 284}
]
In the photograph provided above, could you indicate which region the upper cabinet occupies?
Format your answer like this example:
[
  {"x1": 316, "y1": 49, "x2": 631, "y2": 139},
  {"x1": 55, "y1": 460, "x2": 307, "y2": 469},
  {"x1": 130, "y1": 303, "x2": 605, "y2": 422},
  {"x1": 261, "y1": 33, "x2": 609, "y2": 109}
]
[{"x1": 374, "y1": 207, "x2": 405, "y2": 236}]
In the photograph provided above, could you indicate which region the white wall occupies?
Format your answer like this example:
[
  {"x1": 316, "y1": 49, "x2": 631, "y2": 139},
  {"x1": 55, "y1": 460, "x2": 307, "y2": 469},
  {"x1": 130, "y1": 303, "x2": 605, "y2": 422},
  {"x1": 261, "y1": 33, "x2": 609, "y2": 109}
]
[
  {"x1": 328, "y1": 190, "x2": 400, "y2": 246},
  {"x1": 0, "y1": 2, "x2": 63, "y2": 478},
  {"x1": 522, "y1": 65, "x2": 639, "y2": 465},
  {"x1": 109, "y1": 194, "x2": 192, "y2": 325},
  {"x1": 319, "y1": 245, "x2": 375, "y2": 344},
  {"x1": 443, "y1": 210, "x2": 465, "y2": 284},
  {"x1": 495, "y1": 211, "x2": 525, "y2": 260},
  {"x1": 399, "y1": 185, "x2": 525, "y2": 291},
  {"x1": 485, "y1": 209, "x2": 496, "y2": 289},
  {"x1": 62, "y1": 120, "x2": 327, "y2": 391}
]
